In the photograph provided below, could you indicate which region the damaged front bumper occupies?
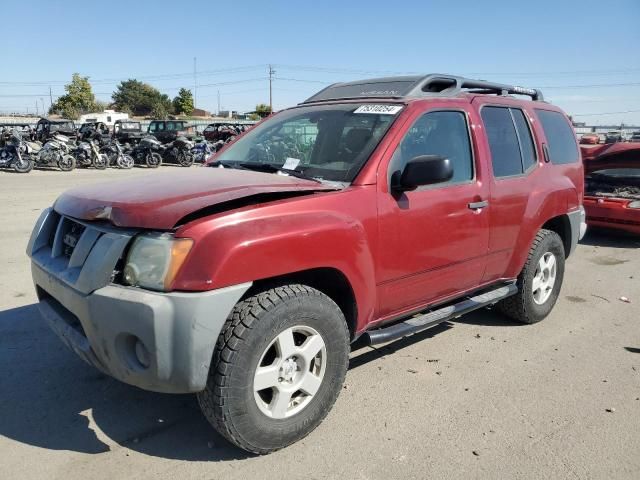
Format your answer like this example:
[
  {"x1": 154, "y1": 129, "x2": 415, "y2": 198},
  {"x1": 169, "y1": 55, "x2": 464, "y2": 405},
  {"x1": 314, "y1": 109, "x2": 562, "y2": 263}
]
[{"x1": 27, "y1": 208, "x2": 251, "y2": 393}]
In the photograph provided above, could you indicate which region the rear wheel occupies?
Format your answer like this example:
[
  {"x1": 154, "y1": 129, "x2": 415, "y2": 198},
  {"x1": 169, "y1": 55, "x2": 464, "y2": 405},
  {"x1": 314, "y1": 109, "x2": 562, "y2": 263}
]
[
  {"x1": 146, "y1": 152, "x2": 162, "y2": 168},
  {"x1": 57, "y1": 154, "x2": 75, "y2": 172},
  {"x1": 198, "y1": 284, "x2": 350, "y2": 454},
  {"x1": 177, "y1": 151, "x2": 194, "y2": 167},
  {"x1": 117, "y1": 154, "x2": 134, "y2": 169},
  {"x1": 496, "y1": 229, "x2": 565, "y2": 324}
]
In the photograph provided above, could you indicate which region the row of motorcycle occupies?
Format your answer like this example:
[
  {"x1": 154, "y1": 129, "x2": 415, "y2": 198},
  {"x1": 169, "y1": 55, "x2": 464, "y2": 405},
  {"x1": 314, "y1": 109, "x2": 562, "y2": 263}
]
[{"x1": 0, "y1": 127, "x2": 218, "y2": 173}]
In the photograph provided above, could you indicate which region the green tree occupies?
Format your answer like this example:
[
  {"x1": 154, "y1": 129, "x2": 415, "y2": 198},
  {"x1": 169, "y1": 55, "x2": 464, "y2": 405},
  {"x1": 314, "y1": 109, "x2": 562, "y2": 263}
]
[
  {"x1": 49, "y1": 73, "x2": 101, "y2": 119},
  {"x1": 172, "y1": 88, "x2": 194, "y2": 116},
  {"x1": 112, "y1": 79, "x2": 173, "y2": 117},
  {"x1": 255, "y1": 103, "x2": 272, "y2": 117}
]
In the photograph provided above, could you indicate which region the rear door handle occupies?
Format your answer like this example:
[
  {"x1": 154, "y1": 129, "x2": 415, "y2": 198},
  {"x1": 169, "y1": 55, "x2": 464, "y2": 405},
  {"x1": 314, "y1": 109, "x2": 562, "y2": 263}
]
[{"x1": 468, "y1": 200, "x2": 489, "y2": 210}]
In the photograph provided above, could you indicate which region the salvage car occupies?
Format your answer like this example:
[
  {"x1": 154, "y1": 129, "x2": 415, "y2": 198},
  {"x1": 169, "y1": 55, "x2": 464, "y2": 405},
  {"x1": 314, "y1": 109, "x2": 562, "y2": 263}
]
[
  {"x1": 34, "y1": 117, "x2": 76, "y2": 142},
  {"x1": 604, "y1": 130, "x2": 625, "y2": 144},
  {"x1": 583, "y1": 142, "x2": 640, "y2": 235},
  {"x1": 27, "y1": 74, "x2": 586, "y2": 454},
  {"x1": 580, "y1": 133, "x2": 600, "y2": 145},
  {"x1": 113, "y1": 119, "x2": 144, "y2": 144},
  {"x1": 147, "y1": 119, "x2": 194, "y2": 144}
]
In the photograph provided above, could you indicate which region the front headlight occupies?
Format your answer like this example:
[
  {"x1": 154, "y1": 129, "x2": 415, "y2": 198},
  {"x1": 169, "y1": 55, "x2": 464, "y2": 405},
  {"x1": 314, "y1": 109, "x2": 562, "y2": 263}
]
[
  {"x1": 628, "y1": 201, "x2": 640, "y2": 209},
  {"x1": 123, "y1": 234, "x2": 193, "y2": 291}
]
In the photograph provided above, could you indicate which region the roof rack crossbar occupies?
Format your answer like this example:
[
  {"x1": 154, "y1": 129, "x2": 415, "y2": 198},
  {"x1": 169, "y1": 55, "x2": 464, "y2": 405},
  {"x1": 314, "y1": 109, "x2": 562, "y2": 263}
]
[
  {"x1": 300, "y1": 74, "x2": 544, "y2": 104},
  {"x1": 407, "y1": 75, "x2": 544, "y2": 101}
]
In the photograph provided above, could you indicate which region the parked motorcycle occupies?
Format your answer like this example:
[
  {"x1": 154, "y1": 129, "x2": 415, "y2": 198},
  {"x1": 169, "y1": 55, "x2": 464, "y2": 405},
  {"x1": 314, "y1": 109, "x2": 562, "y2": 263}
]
[
  {"x1": 33, "y1": 133, "x2": 75, "y2": 171},
  {"x1": 0, "y1": 129, "x2": 34, "y2": 173},
  {"x1": 191, "y1": 140, "x2": 214, "y2": 163},
  {"x1": 100, "y1": 140, "x2": 134, "y2": 169},
  {"x1": 71, "y1": 139, "x2": 108, "y2": 169},
  {"x1": 163, "y1": 136, "x2": 195, "y2": 167},
  {"x1": 130, "y1": 136, "x2": 163, "y2": 168}
]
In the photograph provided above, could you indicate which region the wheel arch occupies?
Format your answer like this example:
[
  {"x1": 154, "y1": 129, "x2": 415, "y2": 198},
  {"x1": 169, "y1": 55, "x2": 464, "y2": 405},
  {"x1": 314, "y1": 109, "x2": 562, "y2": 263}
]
[
  {"x1": 541, "y1": 214, "x2": 572, "y2": 258},
  {"x1": 249, "y1": 267, "x2": 358, "y2": 340}
]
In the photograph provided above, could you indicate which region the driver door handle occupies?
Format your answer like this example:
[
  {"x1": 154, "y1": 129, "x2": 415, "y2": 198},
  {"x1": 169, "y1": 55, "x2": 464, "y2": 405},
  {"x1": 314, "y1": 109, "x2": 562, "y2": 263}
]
[{"x1": 468, "y1": 200, "x2": 489, "y2": 210}]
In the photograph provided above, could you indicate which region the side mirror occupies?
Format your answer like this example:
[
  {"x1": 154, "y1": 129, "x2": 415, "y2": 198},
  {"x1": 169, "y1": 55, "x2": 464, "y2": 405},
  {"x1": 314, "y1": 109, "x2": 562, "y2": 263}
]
[{"x1": 392, "y1": 155, "x2": 453, "y2": 191}]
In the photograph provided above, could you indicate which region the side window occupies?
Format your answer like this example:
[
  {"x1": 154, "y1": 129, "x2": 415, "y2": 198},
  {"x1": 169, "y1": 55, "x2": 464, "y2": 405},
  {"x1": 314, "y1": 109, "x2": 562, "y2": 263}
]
[
  {"x1": 481, "y1": 106, "x2": 533, "y2": 178},
  {"x1": 511, "y1": 109, "x2": 536, "y2": 170},
  {"x1": 389, "y1": 111, "x2": 473, "y2": 186},
  {"x1": 535, "y1": 109, "x2": 579, "y2": 164},
  {"x1": 148, "y1": 122, "x2": 157, "y2": 133}
]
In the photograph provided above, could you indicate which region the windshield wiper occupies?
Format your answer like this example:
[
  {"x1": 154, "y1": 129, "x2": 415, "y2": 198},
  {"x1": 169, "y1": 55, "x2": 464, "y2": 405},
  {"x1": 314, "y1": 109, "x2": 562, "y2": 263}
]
[
  {"x1": 210, "y1": 160, "x2": 322, "y2": 183},
  {"x1": 208, "y1": 160, "x2": 249, "y2": 170},
  {"x1": 237, "y1": 162, "x2": 322, "y2": 183}
]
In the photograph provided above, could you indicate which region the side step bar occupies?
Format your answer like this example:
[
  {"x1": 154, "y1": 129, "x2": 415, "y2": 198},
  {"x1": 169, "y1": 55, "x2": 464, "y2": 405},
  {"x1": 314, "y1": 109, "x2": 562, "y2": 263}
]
[{"x1": 363, "y1": 284, "x2": 518, "y2": 345}]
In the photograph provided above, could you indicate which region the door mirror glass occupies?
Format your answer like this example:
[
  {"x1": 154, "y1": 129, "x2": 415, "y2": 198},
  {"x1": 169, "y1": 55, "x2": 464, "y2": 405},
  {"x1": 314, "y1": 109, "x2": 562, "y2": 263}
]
[{"x1": 392, "y1": 155, "x2": 453, "y2": 191}]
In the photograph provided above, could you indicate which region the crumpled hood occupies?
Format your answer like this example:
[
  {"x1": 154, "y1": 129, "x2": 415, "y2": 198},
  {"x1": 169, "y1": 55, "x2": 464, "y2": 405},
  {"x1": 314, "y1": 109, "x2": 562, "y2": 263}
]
[
  {"x1": 54, "y1": 168, "x2": 338, "y2": 229},
  {"x1": 582, "y1": 143, "x2": 640, "y2": 173}
]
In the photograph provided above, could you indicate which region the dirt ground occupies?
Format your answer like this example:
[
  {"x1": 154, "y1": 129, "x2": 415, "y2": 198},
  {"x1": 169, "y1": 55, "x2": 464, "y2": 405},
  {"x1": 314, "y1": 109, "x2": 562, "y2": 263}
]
[{"x1": 1, "y1": 168, "x2": 639, "y2": 480}]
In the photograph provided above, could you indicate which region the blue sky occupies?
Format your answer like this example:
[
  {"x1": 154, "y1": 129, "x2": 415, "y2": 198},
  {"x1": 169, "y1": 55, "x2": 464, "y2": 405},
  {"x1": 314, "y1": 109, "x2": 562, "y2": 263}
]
[{"x1": 1, "y1": 0, "x2": 639, "y2": 125}]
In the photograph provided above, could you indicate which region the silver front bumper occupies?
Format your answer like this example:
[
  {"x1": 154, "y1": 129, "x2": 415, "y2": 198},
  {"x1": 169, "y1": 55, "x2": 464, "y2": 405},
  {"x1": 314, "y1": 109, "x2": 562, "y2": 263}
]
[{"x1": 27, "y1": 208, "x2": 251, "y2": 393}]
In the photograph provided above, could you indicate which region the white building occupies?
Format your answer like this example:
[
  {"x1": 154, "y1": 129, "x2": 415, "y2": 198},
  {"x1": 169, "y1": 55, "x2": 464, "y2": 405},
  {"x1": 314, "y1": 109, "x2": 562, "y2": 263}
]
[{"x1": 78, "y1": 109, "x2": 129, "y2": 126}]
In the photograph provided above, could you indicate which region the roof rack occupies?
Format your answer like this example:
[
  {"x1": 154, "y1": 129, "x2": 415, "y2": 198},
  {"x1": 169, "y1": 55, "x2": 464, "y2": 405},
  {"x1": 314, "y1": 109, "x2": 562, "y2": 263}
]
[{"x1": 301, "y1": 74, "x2": 544, "y2": 104}]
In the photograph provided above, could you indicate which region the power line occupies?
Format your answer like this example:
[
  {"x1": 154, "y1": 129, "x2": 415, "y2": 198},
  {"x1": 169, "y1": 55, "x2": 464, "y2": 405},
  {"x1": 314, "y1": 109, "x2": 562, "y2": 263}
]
[
  {"x1": 540, "y1": 82, "x2": 640, "y2": 89},
  {"x1": 571, "y1": 109, "x2": 640, "y2": 116},
  {"x1": 0, "y1": 65, "x2": 268, "y2": 86}
]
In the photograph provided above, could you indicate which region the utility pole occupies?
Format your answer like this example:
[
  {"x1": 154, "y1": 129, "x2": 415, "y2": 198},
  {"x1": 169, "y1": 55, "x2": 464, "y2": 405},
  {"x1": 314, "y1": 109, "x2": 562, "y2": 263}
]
[
  {"x1": 41, "y1": 98, "x2": 45, "y2": 115},
  {"x1": 268, "y1": 64, "x2": 275, "y2": 114},
  {"x1": 217, "y1": 90, "x2": 220, "y2": 116},
  {"x1": 49, "y1": 86, "x2": 53, "y2": 109},
  {"x1": 193, "y1": 57, "x2": 197, "y2": 108},
  {"x1": 36, "y1": 101, "x2": 39, "y2": 116}
]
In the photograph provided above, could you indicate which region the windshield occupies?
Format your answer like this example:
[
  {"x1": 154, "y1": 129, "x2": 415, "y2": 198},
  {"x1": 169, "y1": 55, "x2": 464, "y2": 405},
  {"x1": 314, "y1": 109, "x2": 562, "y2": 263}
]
[
  {"x1": 50, "y1": 122, "x2": 74, "y2": 132},
  {"x1": 215, "y1": 103, "x2": 401, "y2": 182}
]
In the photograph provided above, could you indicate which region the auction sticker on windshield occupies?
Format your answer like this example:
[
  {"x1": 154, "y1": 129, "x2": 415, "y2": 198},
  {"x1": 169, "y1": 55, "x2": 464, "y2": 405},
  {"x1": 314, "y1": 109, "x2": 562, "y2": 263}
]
[{"x1": 354, "y1": 105, "x2": 403, "y2": 115}]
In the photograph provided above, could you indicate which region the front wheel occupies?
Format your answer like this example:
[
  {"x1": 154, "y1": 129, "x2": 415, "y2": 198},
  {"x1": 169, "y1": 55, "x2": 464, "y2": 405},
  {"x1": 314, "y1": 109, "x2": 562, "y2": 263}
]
[
  {"x1": 496, "y1": 229, "x2": 565, "y2": 324},
  {"x1": 93, "y1": 154, "x2": 108, "y2": 170},
  {"x1": 13, "y1": 157, "x2": 34, "y2": 173},
  {"x1": 146, "y1": 152, "x2": 162, "y2": 168},
  {"x1": 58, "y1": 154, "x2": 76, "y2": 172},
  {"x1": 198, "y1": 284, "x2": 350, "y2": 454}
]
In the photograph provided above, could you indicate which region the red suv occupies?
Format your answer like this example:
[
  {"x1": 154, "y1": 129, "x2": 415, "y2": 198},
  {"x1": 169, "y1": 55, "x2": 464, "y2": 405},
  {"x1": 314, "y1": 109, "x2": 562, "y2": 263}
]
[{"x1": 27, "y1": 74, "x2": 585, "y2": 454}]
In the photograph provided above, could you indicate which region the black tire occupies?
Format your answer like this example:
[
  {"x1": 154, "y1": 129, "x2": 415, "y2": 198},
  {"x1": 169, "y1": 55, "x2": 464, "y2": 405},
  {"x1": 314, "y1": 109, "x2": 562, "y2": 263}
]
[
  {"x1": 57, "y1": 154, "x2": 75, "y2": 172},
  {"x1": 146, "y1": 152, "x2": 162, "y2": 168},
  {"x1": 177, "y1": 151, "x2": 194, "y2": 167},
  {"x1": 117, "y1": 154, "x2": 134, "y2": 169},
  {"x1": 13, "y1": 157, "x2": 33, "y2": 173},
  {"x1": 496, "y1": 229, "x2": 565, "y2": 324},
  {"x1": 198, "y1": 284, "x2": 350, "y2": 454},
  {"x1": 93, "y1": 153, "x2": 108, "y2": 170}
]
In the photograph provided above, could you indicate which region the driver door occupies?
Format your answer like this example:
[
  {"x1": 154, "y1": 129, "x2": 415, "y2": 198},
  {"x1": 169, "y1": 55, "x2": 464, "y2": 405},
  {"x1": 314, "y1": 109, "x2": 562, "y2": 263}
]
[{"x1": 376, "y1": 107, "x2": 490, "y2": 318}]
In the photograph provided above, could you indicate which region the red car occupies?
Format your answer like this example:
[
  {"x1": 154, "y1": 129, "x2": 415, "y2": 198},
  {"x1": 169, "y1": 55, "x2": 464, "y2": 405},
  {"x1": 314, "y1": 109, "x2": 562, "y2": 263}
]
[
  {"x1": 583, "y1": 142, "x2": 640, "y2": 235},
  {"x1": 27, "y1": 74, "x2": 585, "y2": 453},
  {"x1": 580, "y1": 133, "x2": 600, "y2": 145}
]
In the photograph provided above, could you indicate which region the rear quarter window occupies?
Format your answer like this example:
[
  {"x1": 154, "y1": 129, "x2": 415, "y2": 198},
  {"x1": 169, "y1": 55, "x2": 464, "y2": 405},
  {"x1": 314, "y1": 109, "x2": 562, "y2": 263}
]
[{"x1": 535, "y1": 109, "x2": 579, "y2": 164}]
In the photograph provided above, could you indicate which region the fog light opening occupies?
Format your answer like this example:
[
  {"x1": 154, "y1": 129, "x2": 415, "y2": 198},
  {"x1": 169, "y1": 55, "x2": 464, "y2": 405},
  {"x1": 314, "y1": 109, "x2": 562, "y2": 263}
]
[{"x1": 134, "y1": 339, "x2": 151, "y2": 369}]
